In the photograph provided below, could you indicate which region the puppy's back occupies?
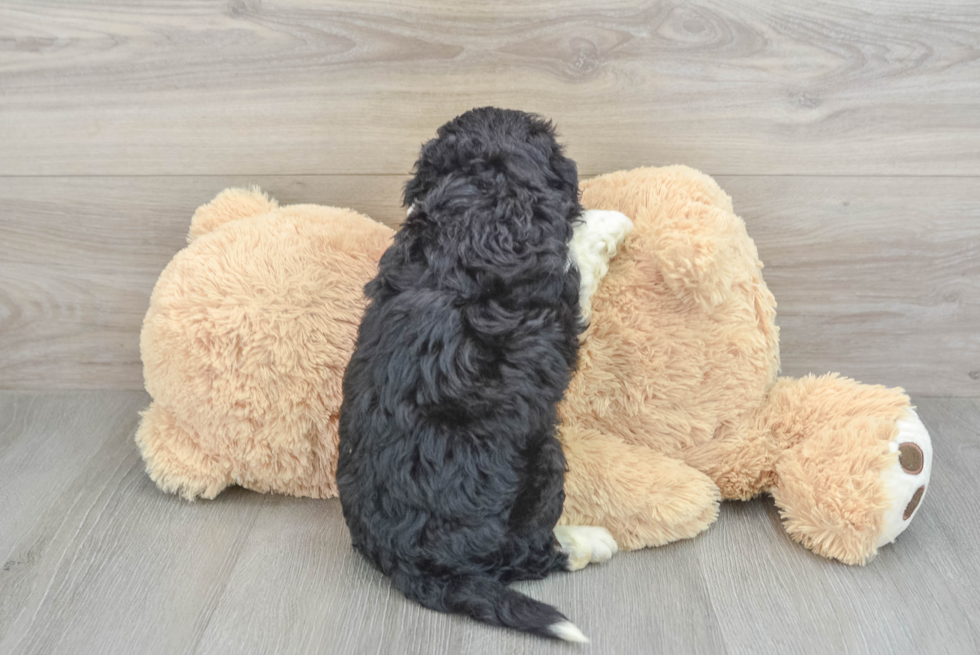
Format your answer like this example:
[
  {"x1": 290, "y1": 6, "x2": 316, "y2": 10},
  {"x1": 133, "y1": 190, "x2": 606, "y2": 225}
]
[{"x1": 337, "y1": 107, "x2": 585, "y2": 641}]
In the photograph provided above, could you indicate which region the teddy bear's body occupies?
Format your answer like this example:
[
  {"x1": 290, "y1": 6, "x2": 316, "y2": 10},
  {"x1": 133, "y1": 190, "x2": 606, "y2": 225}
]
[
  {"x1": 559, "y1": 167, "x2": 932, "y2": 564},
  {"x1": 137, "y1": 166, "x2": 931, "y2": 566}
]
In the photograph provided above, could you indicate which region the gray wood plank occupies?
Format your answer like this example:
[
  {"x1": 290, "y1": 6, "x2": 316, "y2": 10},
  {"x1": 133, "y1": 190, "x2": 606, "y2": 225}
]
[
  {"x1": 2, "y1": 175, "x2": 977, "y2": 395},
  {"x1": 0, "y1": 391, "x2": 263, "y2": 655},
  {"x1": 722, "y1": 175, "x2": 980, "y2": 397},
  {"x1": 190, "y1": 499, "x2": 728, "y2": 655},
  {"x1": 0, "y1": 390, "x2": 727, "y2": 655},
  {"x1": 1, "y1": 392, "x2": 978, "y2": 654},
  {"x1": 0, "y1": 0, "x2": 978, "y2": 176},
  {"x1": 0, "y1": 390, "x2": 144, "y2": 646},
  {"x1": 909, "y1": 398, "x2": 980, "y2": 630}
]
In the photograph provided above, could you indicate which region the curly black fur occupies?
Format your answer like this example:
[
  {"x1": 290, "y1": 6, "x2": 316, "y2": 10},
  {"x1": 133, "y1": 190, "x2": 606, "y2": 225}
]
[{"x1": 336, "y1": 108, "x2": 583, "y2": 639}]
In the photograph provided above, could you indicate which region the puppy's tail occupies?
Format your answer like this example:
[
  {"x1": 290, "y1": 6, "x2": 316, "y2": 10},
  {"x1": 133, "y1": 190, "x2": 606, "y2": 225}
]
[{"x1": 391, "y1": 571, "x2": 588, "y2": 643}]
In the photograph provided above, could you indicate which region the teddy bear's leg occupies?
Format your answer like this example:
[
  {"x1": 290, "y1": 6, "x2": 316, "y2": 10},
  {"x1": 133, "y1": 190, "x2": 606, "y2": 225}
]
[
  {"x1": 678, "y1": 411, "x2": 777, "y2": 501},
  {"x1": 559, "y1": 426, "x2": 722, "y2": 550},
  {"x1": 135, "y1": 402, "x2": 235, "y2": 500},
  {"x1": 765, "y1": 375, "x2": 933, "y2": 565}
]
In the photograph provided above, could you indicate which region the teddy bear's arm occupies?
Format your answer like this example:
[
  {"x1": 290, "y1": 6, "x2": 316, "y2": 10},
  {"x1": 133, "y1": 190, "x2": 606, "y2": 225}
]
[{"x1": 559, "y1": 425, "x2": 721, "y2": 550}]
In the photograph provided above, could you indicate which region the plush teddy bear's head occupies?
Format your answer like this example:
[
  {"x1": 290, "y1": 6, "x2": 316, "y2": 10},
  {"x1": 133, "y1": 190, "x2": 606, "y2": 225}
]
[{"x1": 137, "y1": 188, "x2": 393, "y2": 499}]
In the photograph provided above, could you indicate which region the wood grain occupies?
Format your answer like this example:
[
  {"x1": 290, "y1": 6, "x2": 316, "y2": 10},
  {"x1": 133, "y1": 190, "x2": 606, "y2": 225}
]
[
  {"x1": 0, "y1": 391, "x2": 264, "y2": 655},
  {"x1": 0, "y1": 0, "x2": 978, "y2": 176},
  {"x1": 1, "y1": 391, "x2": 977, "y2": 654},
  {"x1": 722, "y1": 175, "x2": 980, "y2": 397},
  {"x1": 0, "y1": 175, "x2": 406, "y2": 390},
  {"x1": 2, "y1": 175, "x2": 977, "y2": 395}
]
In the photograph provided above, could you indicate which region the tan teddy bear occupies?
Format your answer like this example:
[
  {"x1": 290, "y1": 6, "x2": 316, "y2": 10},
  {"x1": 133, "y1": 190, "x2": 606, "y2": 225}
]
[
  {"x1": 136, "y1": 190, "x2": 625, "y2": 501},
  {"x1": 137, "y1": 166, "x2": 932, "y2": 566}
]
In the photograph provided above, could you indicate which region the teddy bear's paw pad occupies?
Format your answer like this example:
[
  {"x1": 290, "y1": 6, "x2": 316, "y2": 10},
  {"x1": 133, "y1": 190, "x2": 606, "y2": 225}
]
[
  {"x1": 554, "y1": 525, "x2": 619, "y2": 571},
  {"x1": 898, "y1": 441, "x2": 924, "y2": 475},
  {"x1": 877, "y1": 409, "x2": 933, "y2": 547}
]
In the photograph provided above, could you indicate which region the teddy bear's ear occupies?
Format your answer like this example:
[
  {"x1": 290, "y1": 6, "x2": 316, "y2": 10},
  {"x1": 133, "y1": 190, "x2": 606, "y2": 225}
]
[{"x1": 187, "y1": 187, "x2": 278, "y2": 243}]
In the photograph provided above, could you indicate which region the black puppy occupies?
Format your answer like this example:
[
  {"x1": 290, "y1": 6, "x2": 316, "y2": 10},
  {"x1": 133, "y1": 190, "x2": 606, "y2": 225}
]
[{"x1": 337, "y1": 108, "x2": 617, "y2": 642}]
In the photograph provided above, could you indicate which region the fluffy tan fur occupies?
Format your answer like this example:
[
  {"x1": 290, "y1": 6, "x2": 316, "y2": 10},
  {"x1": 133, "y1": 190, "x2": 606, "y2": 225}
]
[
  {"x1": 138, "y1": 168, "x2": 927, "y2": 565},
  {"x1": 137, "y1": 189, "x2": 392, "y2": 499},
  {"x1": 557, "y1": 166, "x2": 920, "y2": 565}
]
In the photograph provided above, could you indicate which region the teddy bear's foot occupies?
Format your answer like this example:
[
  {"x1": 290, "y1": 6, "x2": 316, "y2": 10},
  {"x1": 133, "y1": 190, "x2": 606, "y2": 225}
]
[
  {"x1": 770, "y1": 381, "x2": 934, "y2": 565},
  {"x1": 554, "y1": 525, "x2": 619, "y2": 571},
  {"x1": 877, "y1": 409, "x2": 932, "y2": 547}
]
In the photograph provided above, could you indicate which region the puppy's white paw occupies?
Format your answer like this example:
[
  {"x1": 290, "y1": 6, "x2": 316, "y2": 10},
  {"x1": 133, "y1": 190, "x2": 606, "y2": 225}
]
[
  {"x1": 877, "y1": 409, "x2": 933, "y2": 547},
  {"x1": 554, "y1": 525, "x2": 619, "y2": 571},
  {"x1": 568, "y1": 209, "x2": 634, "y2": 325}
]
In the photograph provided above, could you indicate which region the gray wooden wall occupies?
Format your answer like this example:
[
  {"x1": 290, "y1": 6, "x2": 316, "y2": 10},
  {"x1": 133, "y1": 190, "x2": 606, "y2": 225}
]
[{"x1": 1, "y1": 0, "x2": 978, "y2": 395}]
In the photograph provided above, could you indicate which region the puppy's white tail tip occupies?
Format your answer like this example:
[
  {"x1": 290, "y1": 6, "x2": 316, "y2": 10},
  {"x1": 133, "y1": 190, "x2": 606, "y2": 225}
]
[{"x1": 549, "y1": 620, "x2": 590, "y2": 643}]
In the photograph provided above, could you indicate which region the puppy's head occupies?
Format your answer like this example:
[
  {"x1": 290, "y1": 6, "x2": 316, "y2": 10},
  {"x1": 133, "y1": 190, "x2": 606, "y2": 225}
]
[{"x1": 403, "y1": 107, "x2": 581, "y2": 225}]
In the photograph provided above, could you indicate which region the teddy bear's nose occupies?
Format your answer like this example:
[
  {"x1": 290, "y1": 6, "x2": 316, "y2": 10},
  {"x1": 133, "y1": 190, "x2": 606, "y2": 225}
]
[{"x1": 898, "y1": 442, "x2": 924, "y2": 475}]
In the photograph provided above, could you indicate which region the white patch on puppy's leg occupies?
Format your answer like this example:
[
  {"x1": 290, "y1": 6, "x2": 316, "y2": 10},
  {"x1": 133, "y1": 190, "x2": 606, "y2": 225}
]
[
  {"x1": 568, "y1": 209, "x2": 634, "y2": 326},
  {"x1": 554, "y1": 525, "x2": 619, "y2": 572},
  {"x1": 548, "y1": 620, "x2": 590, "y2": 643}
]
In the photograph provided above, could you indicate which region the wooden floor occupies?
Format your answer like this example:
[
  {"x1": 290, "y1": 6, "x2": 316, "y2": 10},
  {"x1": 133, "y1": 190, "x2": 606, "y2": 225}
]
[
  {"x1": 0, "y1": 391, "x2": 977, "y2": 655},
  {"x1": 2, "y1": 2, "x2": 979, "y2": 654}
]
